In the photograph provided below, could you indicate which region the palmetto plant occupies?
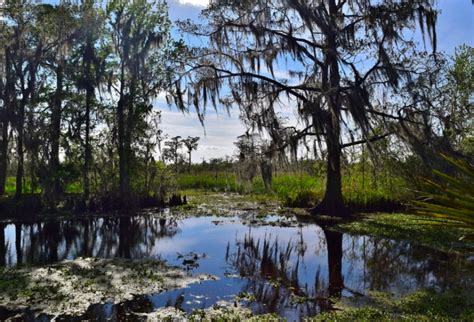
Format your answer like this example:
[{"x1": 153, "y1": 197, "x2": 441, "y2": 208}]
[{"x1": 414, "y1": 154, "x2": 474, "y2": 227}]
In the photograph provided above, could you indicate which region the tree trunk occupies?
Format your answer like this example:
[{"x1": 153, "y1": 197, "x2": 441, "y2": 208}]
[
  {"x1": 16, "y1": 97, "x2": 26, "y2": 199},
  {"x1": 0, "y1": 224, "x2": 5, "y2": 266},
  {"x1": 313, "y1": 118, "x2": 347, "y2": 216},
  {"x1": 0, "y1": 123, "x2": 8, "y2": 196},
  {"x1": 188, "y1": 151, "x2": 192, "y2": 173},
  {"x1": 312, "y1": 0, "x2": 348, "y2": 217},
  {"x1": 49, "y1": 64, "x2": 63, "y2": 199},
  {"x1": 117, "y1": 62, "x2": 130, "y2": 207},
  {"x1": 83, "y1": 68, "x2": 93, "y2": 202},
  {"x1": 0, "y1": 49, "x2": 13, "y2": 196},
  {"x1": 118, "y1": 95, "x2": 129, "y2": 204},
  {"x1": 16, "y1": 58, "x2": 37, "y2": 199}
]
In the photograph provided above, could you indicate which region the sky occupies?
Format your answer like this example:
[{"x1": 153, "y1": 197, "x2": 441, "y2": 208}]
[{"x1": 157, "y1": 0, "x2": 474, "y2": 162}]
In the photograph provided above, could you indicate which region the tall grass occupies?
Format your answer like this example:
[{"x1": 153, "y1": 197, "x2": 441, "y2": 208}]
[
  {"x1": 177, "y1": 172, "x2": 241, "y2": 192},
  {"x1": 3, "y1": 165, "x2": 411, "y2": 210},
  {"x1": 176, "y1": 169, "x2": 411, "y2": 208}
]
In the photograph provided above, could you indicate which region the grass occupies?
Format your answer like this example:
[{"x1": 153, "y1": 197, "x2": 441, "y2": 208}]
[
  {"x1": 4, "y1": 166, "x2": 411, "y2": 210},
  {"x1": 312, "y1": 288, "x2": 474, "y2": 321},
  {"x1": 176, "y1": 171, "x2": 411, "y2": 208},
  {"x1": 4, "y1": 177, "x2": 87, "y2": 195},
  {"x1": 334, "y1": 212, "x2": 474, "y2": 254},
  {"x1": 177, "y1": 172, "x2": 241, "y2": 192}
]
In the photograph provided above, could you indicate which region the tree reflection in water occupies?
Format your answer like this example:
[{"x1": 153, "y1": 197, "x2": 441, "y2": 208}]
[
  {"x1": 225, "y1": 225, "x2": 471, "y2": 317},
  {"x1": 0, "y1": 216, "x2": 471, "y2": 320},
  {"x1": 225, "y1": 227, "x2": 337, "y2": 316},
  {"x1": 323, "y1": 229, "x2": 344, "y2": 298},
  {"x1": 1, "y1": 216, "x2": 180, "y2": 267}
]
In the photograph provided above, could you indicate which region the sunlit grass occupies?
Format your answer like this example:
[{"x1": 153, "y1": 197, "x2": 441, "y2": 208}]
[
  {"x1": 177, "y1": 170, "x2": 411, "y2": 208},
  {"x1": 4, "y1": 168, "x2": 411, "y2": 209},
  {"x1": 312, "y1": 288, "x2": 474, "y2": 321},
  {"x1": 4, "y1": 176, "x2": 81, "y2": 195},
  {"x1": 4, "y1": 177, "x2": 40, "y2": 195}
]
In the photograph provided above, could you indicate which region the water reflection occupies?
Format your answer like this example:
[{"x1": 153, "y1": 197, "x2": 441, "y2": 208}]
[
  {"x1": 324, "y1": 229, "x2": 344, "y2": 297},
  {"x1": 0, "y1": 215, "x2": 471, "y2": 321},
  {"x1": 1, "y1": 216, "x2": 180, "y2": 266},
  {"x1": 225, "y1": 228, "x2": 337, "y2": 317}
]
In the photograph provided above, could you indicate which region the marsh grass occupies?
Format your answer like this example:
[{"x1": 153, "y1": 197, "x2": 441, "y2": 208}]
[
  {"x1": 177, "y1": 171, "x2": 411, "y2": 209},
  {"x1": 312, "y1": 288, "x2": 474, "y2": 321},
  {"x1": 4, "y1": 165, "x2": 410, "y2": 211}
]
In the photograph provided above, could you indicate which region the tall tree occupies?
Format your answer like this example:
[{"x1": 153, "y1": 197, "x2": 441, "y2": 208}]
[
  {"x1": 38, "y1": 3, "x2": 78, "y2": 201},
  {"x1": 106, "y1": 0, "x2": 174, "y2": 205},
  {"x1": 74, "y1": 0, "x2": 106, "y2": 202},
  {"x1": 177, "y1": 0, "x2": 438, "y2": 217},
  {"x1": 6, "y1": 2, "x2": 44, "y2": 198},
  {"x1": 0, "y1": 29, "x2": 15, "y2": 195}
]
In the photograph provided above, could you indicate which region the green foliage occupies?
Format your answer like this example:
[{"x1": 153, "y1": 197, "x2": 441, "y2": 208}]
[
  {"x1": 449, "y1": 45, "x2": 474, "y2": 111},
  {"x1": 313, "y1": 288, "x2": 473, "y2": 321},
  {"x1": 414, "y1": 155, "x2": 474, "y2": 227}
]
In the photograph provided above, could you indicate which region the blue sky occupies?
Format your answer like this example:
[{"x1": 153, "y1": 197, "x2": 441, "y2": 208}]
[
  {"x1": 159, "y1": 0, "x2": 473, "y2": 162},
  {"x1": 38, "y1": 0, "x2": 474, "y2": 161}
]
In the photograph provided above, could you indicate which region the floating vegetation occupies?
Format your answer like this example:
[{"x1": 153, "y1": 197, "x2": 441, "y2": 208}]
[
  {"x1": 0, "y1": 257, "x2": 216, "y2": 317},
  {"x1": 137, "y1": 300, "x2": 255, "y2": 321}
]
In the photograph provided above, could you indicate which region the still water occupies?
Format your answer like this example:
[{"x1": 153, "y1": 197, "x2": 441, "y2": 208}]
[{"x1": 0, "y1": 213, "x2": 471, "y2": 321}]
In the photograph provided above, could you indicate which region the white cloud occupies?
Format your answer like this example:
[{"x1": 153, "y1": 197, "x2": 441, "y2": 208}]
[
  {"x1": 155, "y1": 105, "x2": 245, "y2": 162},
  {"x1": 177, "y1": 0, "x2": 209, "y2": 7}
]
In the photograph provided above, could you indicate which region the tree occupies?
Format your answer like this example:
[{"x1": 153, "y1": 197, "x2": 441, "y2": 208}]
[
  {"x1": 177, "y1": 0, "x2": 438, "y2": 217},
  {"x1": 106, "y1": 0, "x2": 174, "y2": 205},
  {"x1": 6, "y1": 2, "x2": 44, "y2": 199},
  {"x1": 139, "y1": 111, "x2": 162, "y2": 192},
  {"x1": 163, "y1": 136, "x2": 183, "y2": 173},
  {"x1": 235, "y1": 132, "x2": 273, "y2": 192},
  {"x1": 395, "y1": 46, "x2": 473, "y2": 176},
  {"x1": 181, "y1": 136, "x2": 199, "y2": 172},
  {"x1": 73, "y1": 0, "x2": 107, "y2": 202},
  {"x1": 36, "y1": 3, "x2": 78, "y2": 202},
  {"x1": 0, "y1": 23, "x2": 16, "y2": 195},
  {"x1": 448, "y1": 45, "x2": 473, "y2": 158}
]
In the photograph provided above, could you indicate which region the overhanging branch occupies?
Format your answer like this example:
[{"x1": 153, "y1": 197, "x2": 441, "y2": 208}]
[{"x1": 340, "y1": 132, "x2": 393, "y2": 149}]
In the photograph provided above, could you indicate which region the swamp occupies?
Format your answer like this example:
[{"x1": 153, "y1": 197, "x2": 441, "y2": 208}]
[{"x1": 0, "y1": 0, "x2": 473, "y2": 321}]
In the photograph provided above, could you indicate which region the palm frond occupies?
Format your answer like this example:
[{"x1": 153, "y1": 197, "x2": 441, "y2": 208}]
[{"x1": 414, "y1": 154, "x2": 474, "y2": 228}]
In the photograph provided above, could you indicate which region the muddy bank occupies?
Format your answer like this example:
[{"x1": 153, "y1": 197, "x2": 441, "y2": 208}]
[{"x1": 0, "y1": 257, "x2": 216, "y2": 318}]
